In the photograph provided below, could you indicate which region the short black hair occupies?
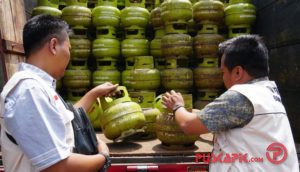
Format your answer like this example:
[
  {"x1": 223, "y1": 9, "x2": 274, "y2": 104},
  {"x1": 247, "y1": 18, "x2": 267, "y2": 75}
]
[
  {"x1": 219, "y1": 35, "x2": 269, "y2": 78},
  {"x1": 23, "y1": 14, "x2": 69, "y2": 58}
]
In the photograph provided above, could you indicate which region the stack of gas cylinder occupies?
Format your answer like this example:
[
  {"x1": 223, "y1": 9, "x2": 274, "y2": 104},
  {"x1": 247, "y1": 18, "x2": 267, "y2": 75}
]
[
  {"x1": 225, "y1": 0, "x2": 256, "y2": 38},
  {"x1": 160, "y1": 0, "x2": 193, "y2": 94},
  {"x1": 91, "y1": 0, "x2": 121, "y2": 87},
  {"x1": 31, "y1": 0, "x2": 257, "y2": 148},
  {"x1": 60, "y1": 0, "x2": 92, "y2": 105},
  {"x1": 32, "y1": 0, "x2": 62, "y2": 17},
  {"x1": 193, "y1": 0, "x2": 224, "y2": 109}
]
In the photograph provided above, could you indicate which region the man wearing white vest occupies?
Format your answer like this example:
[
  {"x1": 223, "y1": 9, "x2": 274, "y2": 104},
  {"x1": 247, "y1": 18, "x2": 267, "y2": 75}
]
[
  {"x1": 0, "y1": 15, "x2": 118, "y2": 171},
  {"x1": 162, "y1": 35, "x2": 299, "y2": 172}
]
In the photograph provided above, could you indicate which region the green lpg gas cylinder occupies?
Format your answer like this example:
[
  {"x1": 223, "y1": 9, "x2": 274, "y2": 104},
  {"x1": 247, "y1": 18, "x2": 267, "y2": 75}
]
[
  {"x1": 121, "y1": 0, "x2": 149, "y2": 28},
  {"x1": 100, "y1": 86, "x2": 146, "y2": 140},
  {"x1": 156, "y1": 94, "x2": 199, "y2": 149},
  {"x1": 121, "y1": 57, "x2": 135, "y2": 90},
  {"x1": 93, "y1": 57, "x2": 120, "y2": 86},
  {"x1": 92, "y1": 0, "x2": 120, "y2": 27},
  {"x1": 32, "y1": 0, "x2": 62, "y2": 18},
  {"x1": 63, "y1": 69, "x2": 91, "y2": 88},
  {"x1": 193, "y1": 0, "x2": 224, "y2": 25},
  {"x1": 62, "y1": 0, "x2": 91, "y2": 28},
  {"x1": 162, "y1": 33, "x2": 192, "y2": 59},
  {"x1": 150, "y1": 29, "x2": 165, "y2": 58},
  {"x1": 161, "y1": 59, "x2": 193, "y2": 91},
  {"x1": 130, "y1": 56, "x2": 160, "y2": 91}
]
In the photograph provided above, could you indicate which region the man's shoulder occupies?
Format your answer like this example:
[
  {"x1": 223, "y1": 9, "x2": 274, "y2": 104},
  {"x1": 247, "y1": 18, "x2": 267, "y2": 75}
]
[
  {"x1": 218, "y1": 90, "x2": 247, "y2": 102},
  {"x1": 5, "y1": 78, "x2": 46, "y2": 99}
]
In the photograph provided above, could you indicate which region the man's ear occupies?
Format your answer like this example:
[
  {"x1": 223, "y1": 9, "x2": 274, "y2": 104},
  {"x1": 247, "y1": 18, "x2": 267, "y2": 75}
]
[
  {"x1": 233, "y1": 66, "x2": 244, "y2": 81},
  {"x1": 49, "y1": 38, "x2": 58, "y2": 56}
]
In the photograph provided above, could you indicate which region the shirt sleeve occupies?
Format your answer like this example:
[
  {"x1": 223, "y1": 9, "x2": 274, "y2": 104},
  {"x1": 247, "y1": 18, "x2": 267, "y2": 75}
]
[
  {"x1": 197, "y1": 90, "x2": 254, "y2": 133},
  {"x1": 4, "y1": 79, "x2": 71, "y2": 171}
]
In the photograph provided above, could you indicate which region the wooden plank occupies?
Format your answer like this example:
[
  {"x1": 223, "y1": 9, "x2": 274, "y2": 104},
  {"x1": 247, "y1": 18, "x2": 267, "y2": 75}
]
[
  {"x1": 10, "y1": 0, "x2": 26, "y2": 43},
  {"x1": 0, "y1": 0, "x2": 16, "y2": 41},
  {"x1": 97, "y1": 133, "x2": 213, "y2": 157},
  {"x1": 2, "y1": 39, "x2": 24, "y2": 55}
]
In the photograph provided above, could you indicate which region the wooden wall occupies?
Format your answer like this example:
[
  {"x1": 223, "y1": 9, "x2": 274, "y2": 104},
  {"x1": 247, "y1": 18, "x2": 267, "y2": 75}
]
[
  {"x1": 252, "y1": 0, "x2": 300, "y2": 142},
  {"x1": 0, "y1": 0, "x2": 26, "y2": 89}
]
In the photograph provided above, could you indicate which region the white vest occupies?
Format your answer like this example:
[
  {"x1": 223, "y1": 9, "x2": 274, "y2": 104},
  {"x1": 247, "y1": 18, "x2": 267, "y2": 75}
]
[
  {"x1": 209, "y1": 80, "x2": 299, "y2": 172},
  {"x1": 0, "y1": 71, "x2": 74, "y2": 172}
]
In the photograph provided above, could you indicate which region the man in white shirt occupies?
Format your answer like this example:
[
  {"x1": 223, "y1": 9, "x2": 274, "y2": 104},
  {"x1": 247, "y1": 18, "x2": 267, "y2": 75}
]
[{"x1": 1, "y1": 14, "x2": 117, "y2": 172}]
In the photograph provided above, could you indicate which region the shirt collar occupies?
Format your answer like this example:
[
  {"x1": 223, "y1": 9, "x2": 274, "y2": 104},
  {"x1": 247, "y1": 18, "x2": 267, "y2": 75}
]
[
  {"x1": 18, "y1": 62, "x2": 57, "y2": 89},
  {"x1": 247, "y1": 76, "x2": 269, "y2": 84}
]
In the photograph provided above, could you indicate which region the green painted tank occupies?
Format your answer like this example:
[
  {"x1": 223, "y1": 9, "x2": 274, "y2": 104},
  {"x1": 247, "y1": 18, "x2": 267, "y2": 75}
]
[
  {"x1": 87, "y1": 98, "x2": 103, "y2": 130},
  {"x1": 32, "y1": 0, "x2": 62, "y2": 18},
  {"x1": 121, "y1": 57, "x2": 135, "y2": 90},
  {"x1": 66, "y1": 88, "x2": 88, "y2": 101},
  {"x1": 225, "y1": 2, "x2": 256, "y2": 26},
  {"x1": 88, "y1": 0, "x2": 98, "y2": 9},
  {"x1": 156, "y1": 94, "x2": 199, "y2": 149},
  {"x1": 194, "y1": 32, "x2": 224, "y2": 58},
  {"x1": 63, "y1": 69, "x2": 91, "y2": 88},
  {"x1": 165, "y1": 21, "x2": 188, "y2": 34},
  {"x1": 193, "y1": 0, "x2": 224, "y2": 25},
  {"x1": 70, "y1": 33, "x2": 91, "y2": 60},
  {"x1": 125, "y1": 26, "x2": 146, "y2": 39},
  {"x1": 187, "y1": 19, "x2": 197, "y2": 36},
  {"x1": 150, "y1": 0, "x2": 163, "y2": 29},
  {"x1": 196, "y1": 57, "x2": 219, "y2": 67},
  {"x1": 92, "y1": 0, "x2": 120, "y2": 28},
  {"x1": 56, "y1": 78, "x2": 62, "y2": 91},
  {"x1": 121, "y1": 0, "x2": 150, "y2": 28},
  {"x1": 154, "y1": 94, "x2": 170, "y2": 114},
  {"x1": 162, "y1": 34, "x2": 192, "y2": 59},
  {"x1": 150, "y1": 29, "x2": 165, "y2": 58},
  {"x1": 129, "y1": 91, "x2": 156, "y2": 108},
  {"x1": 140, "y1": 108, "x2": 160, "y2": 139},
  {"x1": 155, "y1": 58, "x2": 166, "y2": 70},
  {"x1": 117, "y1": 0, "x2": 125, "y2": 9},
  {"x1": 93, "y1": 26, "x2": 120, "y2": 59},
  {"x1": 145, "y1": 0, "x2": 155, "y2": 11},
  {"x1": 93, "y1": 57, "x2": 120, "y2": 86},
  {"x1": 100, "y1": 86, "x2": 146, "y2": 140},
  {"x1": 161, "y1": 0, "x2": 192, "y2": 24},
  {"x1": 194, "y1": 89, "x2": 219, "y2": 109},
  {"x1": 194, "y1": 65, "x2": 223, "y2": 89},
  {"x1": 68, "y1": 57, "x2": 88, "y2": 70},
  {"x1": 121, "y1": 38, "x2": 149, "y2": 58},
  {"x1": 59, "y1": 0, "x2": 67, "y2": 10},
  {"x1": 62, "y1": 0, "x2": 91, "y2": 28},
  {"x1": 131, "y1": 56, "x2": 161, "y2": 90},
  {"x1": 161, "y1": 59, "x2": 193, "y2": 90},
  {"x1": 228, "y1": 24, "x2": 251, "y2": 38}
]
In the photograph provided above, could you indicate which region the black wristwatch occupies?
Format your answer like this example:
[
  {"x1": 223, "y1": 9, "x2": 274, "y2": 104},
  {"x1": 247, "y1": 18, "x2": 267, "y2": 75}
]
[
  {"x1": 99, "y1": 152, "x2": 111, "y2": 172},
  {"x1": 172, "y1": 104, "x2": 184, "y2": 116}
]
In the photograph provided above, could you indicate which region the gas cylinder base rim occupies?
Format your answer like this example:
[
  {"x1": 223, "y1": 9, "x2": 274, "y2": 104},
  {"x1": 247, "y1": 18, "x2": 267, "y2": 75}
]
[
  {"x1": 125, "y1": 133, "x2": 157, "y2": 141},
  {"x1": 113, "y1": 127, "x2": 146, "y2": 142},
  {"x1": 161, "y1": 142, "x2": 196, "y2": 150}
]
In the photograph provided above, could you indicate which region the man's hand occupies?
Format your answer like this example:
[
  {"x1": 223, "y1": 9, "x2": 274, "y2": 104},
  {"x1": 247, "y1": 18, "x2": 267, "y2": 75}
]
[
  {"x1": 162, "y1": 90, "x2": 185, "y2": 112},
  {"x1": 92, "y1": 82, "x2": 119, "y2": 98}
]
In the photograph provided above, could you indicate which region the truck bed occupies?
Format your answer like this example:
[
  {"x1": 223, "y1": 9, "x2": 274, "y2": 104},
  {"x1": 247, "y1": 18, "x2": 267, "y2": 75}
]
[{"x1": 97, "y1": 133, "x2": 213, "y2": 164}]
